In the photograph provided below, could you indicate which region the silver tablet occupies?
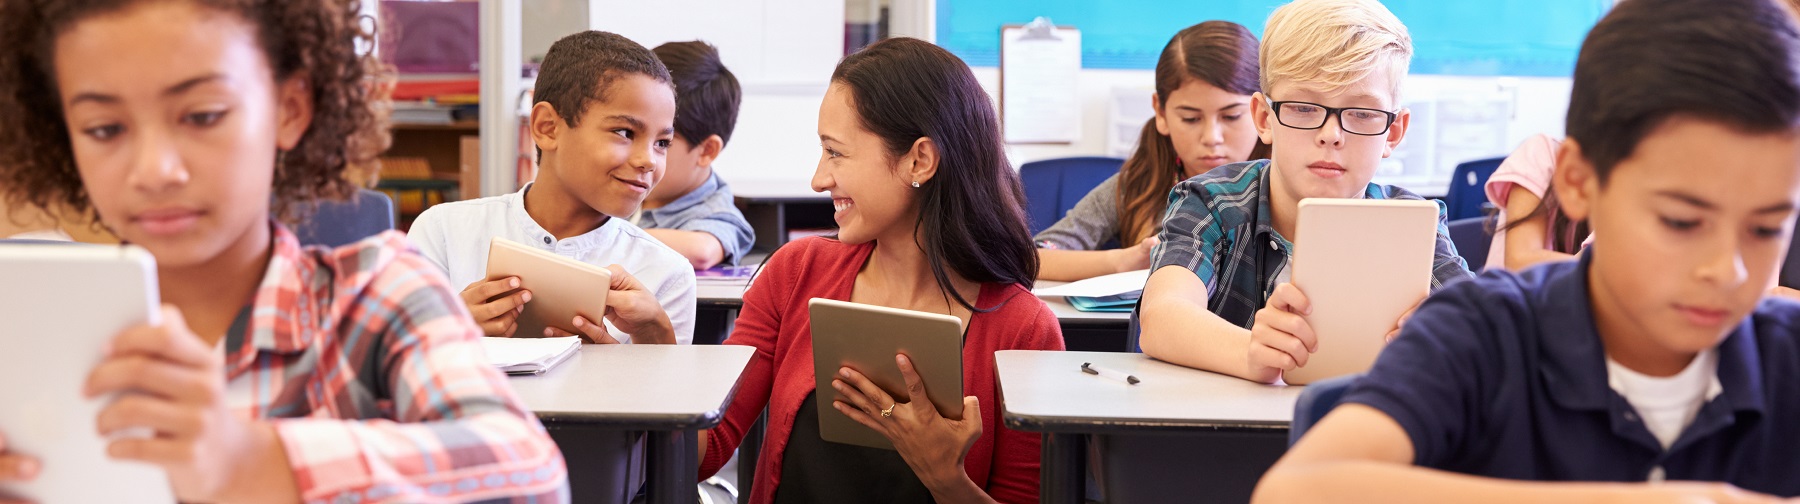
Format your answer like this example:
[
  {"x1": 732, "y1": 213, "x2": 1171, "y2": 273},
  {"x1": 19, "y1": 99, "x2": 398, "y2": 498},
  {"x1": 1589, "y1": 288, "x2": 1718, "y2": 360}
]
[
  {"x1": 485, "y1": 237, "x2": 611, "y2": 339},
  {"x1": 0, "y1": 243, "x2": 174, "y2": 502},
  {"x1": 1284, "y1": 198, "x2": 1439, "y2": 385},
  {"x1": 809, "y1": 298, "x2": 963, "y2": 450}
]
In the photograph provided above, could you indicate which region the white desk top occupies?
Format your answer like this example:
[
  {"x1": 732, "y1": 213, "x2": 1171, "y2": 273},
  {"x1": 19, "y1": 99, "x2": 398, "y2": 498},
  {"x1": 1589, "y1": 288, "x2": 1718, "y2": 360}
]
[
  {"x1": 996, "y1": 350, "x2": 1300, "y2": 433},
  {"x1": 507, "y1": 344, "x2": 755, "y2": 429}
]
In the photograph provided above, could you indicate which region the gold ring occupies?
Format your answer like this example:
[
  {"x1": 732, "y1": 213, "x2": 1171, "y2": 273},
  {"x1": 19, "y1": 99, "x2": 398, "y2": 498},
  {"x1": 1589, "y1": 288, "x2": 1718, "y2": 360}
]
[{"x1": 881, "y1": 404, "x2": 895, "y2": 418}]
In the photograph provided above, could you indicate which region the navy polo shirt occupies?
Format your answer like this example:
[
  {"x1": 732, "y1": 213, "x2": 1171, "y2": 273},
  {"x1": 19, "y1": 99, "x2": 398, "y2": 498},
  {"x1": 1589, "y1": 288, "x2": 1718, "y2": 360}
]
[{"x1": 1344, "y1": 251, "x2": 1800, "y2": 495}]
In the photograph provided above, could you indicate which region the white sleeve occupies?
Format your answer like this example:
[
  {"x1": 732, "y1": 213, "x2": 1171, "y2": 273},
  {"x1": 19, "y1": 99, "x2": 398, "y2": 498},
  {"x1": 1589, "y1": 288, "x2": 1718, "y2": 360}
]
[{"x1": 404, "y1": 207, "x2": 452, "y2": 276}]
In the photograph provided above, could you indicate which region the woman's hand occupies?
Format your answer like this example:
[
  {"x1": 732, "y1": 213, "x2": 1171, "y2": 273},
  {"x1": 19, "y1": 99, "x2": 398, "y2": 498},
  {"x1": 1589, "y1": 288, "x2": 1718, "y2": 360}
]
[
  {"x1": 83, "y1": 305, "x2": 296, "y2": 503},
  {"x1": 831, "y1": 354, "x2": 982, "y2": 491}
]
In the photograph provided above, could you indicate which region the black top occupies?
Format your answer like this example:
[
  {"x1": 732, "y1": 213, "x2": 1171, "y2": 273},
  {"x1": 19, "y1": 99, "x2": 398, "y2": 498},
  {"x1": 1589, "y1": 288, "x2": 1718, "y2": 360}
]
[{"x1": 772, "y1": 392, "x2": 936, "y2": 504}]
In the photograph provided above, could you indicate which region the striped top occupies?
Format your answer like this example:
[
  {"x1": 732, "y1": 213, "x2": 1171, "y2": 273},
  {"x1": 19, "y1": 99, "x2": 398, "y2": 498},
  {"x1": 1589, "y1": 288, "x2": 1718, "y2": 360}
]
[
  {"x1": 1150, "y1": 160, "x2": 1472, "y2": 328},
  {"x1": 224, "y1": 224, "x2": 567, "y2": 503}
]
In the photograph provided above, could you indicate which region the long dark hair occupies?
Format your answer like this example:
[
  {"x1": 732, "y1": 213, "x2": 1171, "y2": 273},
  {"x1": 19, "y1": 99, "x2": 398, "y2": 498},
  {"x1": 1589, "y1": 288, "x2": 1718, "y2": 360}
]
[
  {"x1": 1494, "y1": 184, "x2": 1590, "y2": 255},
  {"x1": 1116, "y1": 21, "x2": 1268, "y2": 245},
  {"x1": 832, "y1": 37, "x2": 1038, "y2": 311}
]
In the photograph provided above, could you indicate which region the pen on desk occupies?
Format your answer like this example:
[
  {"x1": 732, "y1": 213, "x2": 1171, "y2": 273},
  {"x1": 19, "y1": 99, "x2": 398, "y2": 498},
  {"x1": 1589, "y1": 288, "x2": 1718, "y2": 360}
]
[{"x1": 1081, "y1": 362, "x2": 1140, "y2": 385}]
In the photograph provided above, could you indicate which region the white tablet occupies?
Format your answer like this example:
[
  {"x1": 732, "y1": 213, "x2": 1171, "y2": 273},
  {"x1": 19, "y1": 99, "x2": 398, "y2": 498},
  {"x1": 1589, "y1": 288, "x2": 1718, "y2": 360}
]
[
  {"x1": 1284, "y1": 198, "x2": 1439, "y2": 385},
  {"x1": 0, "y1": 243, "x2": 174, "y2": 502},
  {"x1": 485, "y1": 237, "x2": 611, "y2": 339},
  {"x1": 809, "y1": 298, "x2": 963, "y2": 450}
]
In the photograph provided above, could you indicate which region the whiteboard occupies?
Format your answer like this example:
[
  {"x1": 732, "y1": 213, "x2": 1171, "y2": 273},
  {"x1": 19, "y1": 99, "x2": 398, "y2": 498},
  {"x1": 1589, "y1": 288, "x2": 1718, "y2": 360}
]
[{"x1": 588, "y1": 0, "x2": 844, "y2": 87}]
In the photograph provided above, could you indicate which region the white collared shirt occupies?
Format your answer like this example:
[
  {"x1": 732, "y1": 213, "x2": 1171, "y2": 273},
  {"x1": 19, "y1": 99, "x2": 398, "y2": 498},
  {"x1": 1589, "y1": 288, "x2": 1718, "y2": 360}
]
[{"x1": 406, "y1": 182, "x2": 697, "y2": 344}]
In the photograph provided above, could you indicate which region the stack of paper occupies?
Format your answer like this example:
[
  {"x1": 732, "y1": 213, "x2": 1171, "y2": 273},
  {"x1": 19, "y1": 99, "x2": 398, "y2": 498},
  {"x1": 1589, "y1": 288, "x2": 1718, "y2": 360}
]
[
  {"x1": 1033, "y1": 269, "x2": 1151, "y2": 312},
  {"x1": 479, "y1": 336, "x2": 580, "y2": 375}
]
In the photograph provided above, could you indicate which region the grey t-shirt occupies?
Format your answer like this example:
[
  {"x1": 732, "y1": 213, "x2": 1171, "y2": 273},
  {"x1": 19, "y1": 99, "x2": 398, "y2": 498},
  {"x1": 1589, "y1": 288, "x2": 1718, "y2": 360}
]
[{"x1": 1033, "y1": 173, "x2": 1126, "y2": 251}]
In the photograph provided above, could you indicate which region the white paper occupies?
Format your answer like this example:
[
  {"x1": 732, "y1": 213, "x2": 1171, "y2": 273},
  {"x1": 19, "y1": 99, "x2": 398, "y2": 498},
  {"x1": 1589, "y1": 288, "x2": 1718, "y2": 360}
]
[
  {"x1": 479, "y1": 337, "x2": 580, "y2": 372},
  {"x1": 1033, "y1": 269, "x2": 1151, "y2": 298},
  {"x1": 1001, "y1": 24, "x2": 1081, "y2": 144}
]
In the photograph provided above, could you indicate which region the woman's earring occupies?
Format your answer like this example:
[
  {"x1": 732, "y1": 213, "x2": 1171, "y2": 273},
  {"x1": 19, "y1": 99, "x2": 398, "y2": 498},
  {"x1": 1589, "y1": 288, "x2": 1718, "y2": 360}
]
[{"x1": 911, "y1": 180, "x2": 921, "y2": 188}]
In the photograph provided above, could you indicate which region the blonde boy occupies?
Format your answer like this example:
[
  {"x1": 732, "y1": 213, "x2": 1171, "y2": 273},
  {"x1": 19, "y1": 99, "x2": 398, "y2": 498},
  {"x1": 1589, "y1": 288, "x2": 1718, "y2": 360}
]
[{"x1": 1138, "y1": 0, "x2": 1470, "y2": 383}]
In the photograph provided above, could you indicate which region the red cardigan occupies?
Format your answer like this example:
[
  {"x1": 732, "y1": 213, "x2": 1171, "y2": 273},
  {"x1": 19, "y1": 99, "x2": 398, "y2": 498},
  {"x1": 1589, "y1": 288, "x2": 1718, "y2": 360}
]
[{"x1": 699, "y1": 237, "x2": 1064, "y2": 503}]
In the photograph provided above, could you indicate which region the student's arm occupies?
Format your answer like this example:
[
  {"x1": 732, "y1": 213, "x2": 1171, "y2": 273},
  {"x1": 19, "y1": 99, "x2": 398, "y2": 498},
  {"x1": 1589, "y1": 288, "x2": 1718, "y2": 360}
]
[
  {"x1": 1254, "y1": 405, "x2": 1784, "y2": 504},
  {"x1": 1034, "y1": 177, "x2": 1130, "y2": 281},
  {"x1": 1141, "y1": 266, "x2": 1314, "y2": 383},
  {"x1": 1500, "y1": 191, "x2": 1576, "y2": 271},
  {"x1": 697, "y1": 243, "x2": 798, "y2": 478},
  {"x1": 259, "y1": 253, "x2": 567, "y2": 502},
  {"x1": 644, "y1": 228, "x2": 727, "y2": 270},
  {"x1": 1037, "y1": 237, "x2": 1157, "y2": 282}
]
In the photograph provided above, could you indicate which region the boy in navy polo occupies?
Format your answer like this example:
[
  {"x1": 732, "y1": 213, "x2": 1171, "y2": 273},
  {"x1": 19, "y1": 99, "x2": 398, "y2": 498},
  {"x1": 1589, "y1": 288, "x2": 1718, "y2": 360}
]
[
  {"x1": 638, "y1": 41, "x2": 756, "y2": 269},
  {"x1": 1254, "y1": 0, "x2": 1800, "y2": 500}
]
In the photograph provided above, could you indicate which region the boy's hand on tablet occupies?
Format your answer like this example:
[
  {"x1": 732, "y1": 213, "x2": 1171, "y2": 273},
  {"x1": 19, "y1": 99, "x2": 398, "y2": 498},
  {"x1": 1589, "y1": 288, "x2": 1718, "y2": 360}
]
[
  {"x1": 461, "y1": 277, "x2": 530, "y2": 337},
  {"x1": 85, "y1": 306, "x2": 297, "y2": 503},
  {"x1": 1248, "y1": 283, "x2": 1317, "y2": 382},
  {"x1": 600, "y1": 265, "x2": 675, "y2": 345},
  {"x1": 1385, "y1": 295, "x2": 1427, "y2": 342},
  {"x1": 545, "y1": 316, "x2": 620, "y2": 344},
  {"x1": 1110, "y1": 237, "x2": 1159, "y2": 273}
]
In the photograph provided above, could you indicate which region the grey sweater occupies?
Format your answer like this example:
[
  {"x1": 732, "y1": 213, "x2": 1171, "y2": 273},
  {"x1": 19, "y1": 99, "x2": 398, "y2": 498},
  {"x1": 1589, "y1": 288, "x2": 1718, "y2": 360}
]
[{"x1": 1033, "y1": 173, "x2": 1126, "y2": 250}]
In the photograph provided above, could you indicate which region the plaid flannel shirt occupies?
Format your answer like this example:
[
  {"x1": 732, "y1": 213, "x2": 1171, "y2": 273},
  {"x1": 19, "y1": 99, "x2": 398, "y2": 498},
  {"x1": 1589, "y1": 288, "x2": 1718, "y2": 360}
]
[
  {"x1": 223, "y1": 224, "x2": 567, "y2": 503},
  {"x1": 1150, "y1": 160, "x2": 1473, "y2": 328}
]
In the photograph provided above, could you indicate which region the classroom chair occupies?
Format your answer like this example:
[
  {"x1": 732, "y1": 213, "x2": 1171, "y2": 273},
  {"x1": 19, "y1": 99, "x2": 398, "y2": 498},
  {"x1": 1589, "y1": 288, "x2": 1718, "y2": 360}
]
[
  {"x1": 1019, "y1": 156, "x2": 1125, "y2": 237},
  {"x1": 1289, "y1": 374, "x2": 1362, "y2": 446},
  {"x1": 293, "y1": 188, "x2": 396, "y2": 248},
  {"x1": 1442, "y1": 156, "x2": 1505, "y2": 221},
  {"x1": 1447, "y1": 216, "x2": 1494, "y2": 273}
]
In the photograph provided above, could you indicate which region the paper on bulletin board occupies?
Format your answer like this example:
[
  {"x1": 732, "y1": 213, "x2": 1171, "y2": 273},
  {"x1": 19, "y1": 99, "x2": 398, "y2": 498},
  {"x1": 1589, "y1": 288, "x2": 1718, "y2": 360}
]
[{"x1": 1000, "y1": 18, "x2": 1081, "y2": 144}]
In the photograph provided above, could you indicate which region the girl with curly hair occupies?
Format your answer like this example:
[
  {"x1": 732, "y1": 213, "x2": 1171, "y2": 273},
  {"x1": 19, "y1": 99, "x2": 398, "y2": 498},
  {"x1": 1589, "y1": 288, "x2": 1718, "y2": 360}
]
[{"x1": 0, "y1": 1, "x2": 567, "y2": 502}]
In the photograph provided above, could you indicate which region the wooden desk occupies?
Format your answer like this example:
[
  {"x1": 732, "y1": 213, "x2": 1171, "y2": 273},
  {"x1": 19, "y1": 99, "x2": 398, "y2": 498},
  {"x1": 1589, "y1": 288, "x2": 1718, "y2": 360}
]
[
  {"x1": 1033, "y1": 281, "x2": 1133, "y2": 352},
  {"x1": 996, "y1": 350, "x2": 1301, "y2": 504},
  {"x1": 509, "y1": 344, "x2": 755, "y2": 504},
  {"x1": 730, "y1": 180, "x2": 833, "y2": 254}
]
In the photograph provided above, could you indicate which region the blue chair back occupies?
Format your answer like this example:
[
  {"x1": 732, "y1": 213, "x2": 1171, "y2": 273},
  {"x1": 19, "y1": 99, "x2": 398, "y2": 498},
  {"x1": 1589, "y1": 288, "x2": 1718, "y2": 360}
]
[
  {"x1": 1290, "y1": 374, "x2": 1362, "y2": 446},
  {"x1": 1019, "y1": 157, "x2": 1125, "y2": 237},
  {"x1": 1443, "y1": 157, "x2": 1504, "y2": 221},
  {"x1": 1446, "y1": 216, "x2": 1494, "y2": 273},
  {"x1": 294, "y1": 188, "x2": 396, "y2": 248}
]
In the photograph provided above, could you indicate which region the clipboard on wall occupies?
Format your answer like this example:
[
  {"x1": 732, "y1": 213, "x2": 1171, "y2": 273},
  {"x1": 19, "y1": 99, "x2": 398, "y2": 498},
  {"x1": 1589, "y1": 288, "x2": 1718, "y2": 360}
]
[{"x1": 1000, "y1": 17, "x2": 1081, "y2": 144}]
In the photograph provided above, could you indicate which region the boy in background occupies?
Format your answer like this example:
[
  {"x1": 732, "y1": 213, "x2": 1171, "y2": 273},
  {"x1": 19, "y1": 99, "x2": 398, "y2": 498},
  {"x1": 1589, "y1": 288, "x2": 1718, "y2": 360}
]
[{"x1": 639, "y1": 41, "x2": 756, "y2": 269}]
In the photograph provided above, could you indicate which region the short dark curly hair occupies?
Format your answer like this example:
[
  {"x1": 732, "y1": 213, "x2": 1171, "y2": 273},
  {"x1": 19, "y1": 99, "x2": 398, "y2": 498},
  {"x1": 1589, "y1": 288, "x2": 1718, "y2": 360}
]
[
  {"x1": 531, "y1": 31, "x2": 672, "y2": 159},
  {"x1": 0, "y1": 0, "x2": 389, "y2": 223}
]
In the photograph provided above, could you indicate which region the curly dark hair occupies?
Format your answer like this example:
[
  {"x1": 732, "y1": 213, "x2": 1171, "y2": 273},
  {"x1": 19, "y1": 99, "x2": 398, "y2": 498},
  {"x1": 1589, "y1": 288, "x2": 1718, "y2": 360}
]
[
  {"x1": 530, "y1": 31, "x2": 672, "y2": 160},
  {"x1": 0, "y1": 0, "x2": 390, "y2": 223}
]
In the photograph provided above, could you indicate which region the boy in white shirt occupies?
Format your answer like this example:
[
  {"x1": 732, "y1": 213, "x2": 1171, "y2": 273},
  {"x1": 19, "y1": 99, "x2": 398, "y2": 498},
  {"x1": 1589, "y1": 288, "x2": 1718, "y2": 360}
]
[{"x1": 409, "y1": 31, "x2": 696, "y2": 344}]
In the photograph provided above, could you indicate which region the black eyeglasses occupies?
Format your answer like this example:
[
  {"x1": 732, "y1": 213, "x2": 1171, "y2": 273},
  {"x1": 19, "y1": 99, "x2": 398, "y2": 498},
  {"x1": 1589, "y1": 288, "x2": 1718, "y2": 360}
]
[{"x1": 1268, "y1": 99, "x2": 1398, "y2": 136}]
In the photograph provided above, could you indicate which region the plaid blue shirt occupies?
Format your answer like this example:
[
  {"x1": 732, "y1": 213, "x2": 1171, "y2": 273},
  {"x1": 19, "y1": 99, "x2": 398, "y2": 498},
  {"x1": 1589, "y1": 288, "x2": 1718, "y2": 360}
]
[{"x1": 1151, "y1": 160, "x2": 1472, "y2": 328}]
